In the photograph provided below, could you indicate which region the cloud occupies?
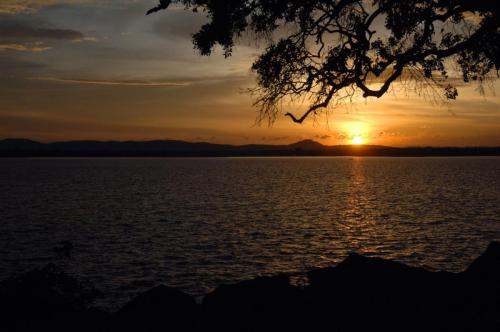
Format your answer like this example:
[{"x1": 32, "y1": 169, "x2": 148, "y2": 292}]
[
  {"x1": 0, "y1": 22, "x2": 85, "y2": 41},
  {"x1": 314, "y1": 134, "x2": 331, "y2": 140},
  {"x1": 0, "y1": 15, "x2": 97, "y2": 53},
  {"x1": 0, "y1": 1, "x2": 77, "y2": 14},
  {"x1": 0, "y1": 20, "x2": 90, "y2": 52},
  {"x1": 30, "y1": 76, "x2": 190, "y2": 87},
  {"x1": 0, "y1": 1, "x2": 141, "y2": 14},
  {"x1": 0, "y1": 44, "x2": 51, "y2": 52},
  {"x1": 334, "y1": 133, "x2": 347, "y2": 140}
]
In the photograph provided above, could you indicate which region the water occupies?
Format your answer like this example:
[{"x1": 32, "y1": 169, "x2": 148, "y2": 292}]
[{"x1": 1, "y1": 157, "x2": 499, "y2": 308}]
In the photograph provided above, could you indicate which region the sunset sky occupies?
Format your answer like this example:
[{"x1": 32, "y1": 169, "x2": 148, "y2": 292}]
[{"x1": 1, "y1": 0, "x2": 499, "y2": 146}]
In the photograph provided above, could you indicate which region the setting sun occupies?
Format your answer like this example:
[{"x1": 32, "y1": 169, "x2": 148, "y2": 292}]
[{"x1": 352, "y1": 136, "x2": 364, "y2": 145}]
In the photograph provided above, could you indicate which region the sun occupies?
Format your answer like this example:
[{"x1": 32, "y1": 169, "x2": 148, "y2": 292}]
[
  {"x1": 343, "y1": 122, "x2": 369, "y2": 146},
  {"x1": 352, "y1": 136, "x2": 364, "y2": 145}
]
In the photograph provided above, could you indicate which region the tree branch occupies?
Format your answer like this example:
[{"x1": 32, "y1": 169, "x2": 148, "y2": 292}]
[{"x1": 285, "y1": 89, "x2": 335, "y2": 123}]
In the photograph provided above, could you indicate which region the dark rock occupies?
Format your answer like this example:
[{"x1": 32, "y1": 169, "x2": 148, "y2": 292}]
[
  {"x1": 459, "y1": 242, "x2": 500, "y2": 330},
  {"x1": 306, "y1": 254, "x2": 460, "y2": 331},
  {"x1": 3, "y1": 242, "x2": 500, "y2": 332},
  {"x1": 309, "y1": 253, "x2": 432, "y2": 285},
  {"x1": 307, "y1": 252, "x2": 454, "y2": 302},
  {"x1": 53, "y1": 240, "x2": 74, "y2": 258},
  {"x1": 0, "y1": 264, "x2": 102, "y2": 331},
  {"x1": 112, "y1": 285, "x2": 198, "y2": 332},
  {"x1": 202, "y1": 274, "x2": 304, "y2": 331},
  {"x1": 465, "y1": 241, "x2": 500, "y2": 279}
]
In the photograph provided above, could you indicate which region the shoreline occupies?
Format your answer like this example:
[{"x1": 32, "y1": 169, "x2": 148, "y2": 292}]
[
  {"x1": 2, "y1": 138, "x2": 500, "y2": 157},
  {"x1": 2, "y1": 242, "x2": 500, "y2": 331}
]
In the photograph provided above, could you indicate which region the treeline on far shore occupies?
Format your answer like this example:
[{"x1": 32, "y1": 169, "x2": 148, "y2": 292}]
[{"x1": 1, "y1": 138, "x2": 500, "y2": 157}]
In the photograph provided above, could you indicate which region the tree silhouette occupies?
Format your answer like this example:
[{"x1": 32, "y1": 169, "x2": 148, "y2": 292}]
[{"x1": 148, "y1": 0, "x2": 499, "y2": 124}]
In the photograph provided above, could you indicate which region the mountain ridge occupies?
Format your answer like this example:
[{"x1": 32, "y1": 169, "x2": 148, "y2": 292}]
[{"x1": 1, "y1": 138, "x2": 499, "y2": 157}]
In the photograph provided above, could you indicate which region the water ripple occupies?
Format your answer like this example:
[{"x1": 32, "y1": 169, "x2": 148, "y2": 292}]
[{"x1": 1, "y1": 156, "x2": 499, "y2": 309}]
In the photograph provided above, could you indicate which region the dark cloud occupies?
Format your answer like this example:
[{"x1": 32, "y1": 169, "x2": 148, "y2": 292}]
[
  {"x1": 334, "y1": 133, "x2": 347, "y2": 140},
  {"x1": 377, "y1": 130, "x2": 402, "y2": 137},
  {"x1": 0, "y1": 21, "x2": 85, "y2": 41}
]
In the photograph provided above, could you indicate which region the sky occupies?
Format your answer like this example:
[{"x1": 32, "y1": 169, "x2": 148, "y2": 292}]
[{"x1": 1, "y1": 0, "x2": 499, "y2": 146}]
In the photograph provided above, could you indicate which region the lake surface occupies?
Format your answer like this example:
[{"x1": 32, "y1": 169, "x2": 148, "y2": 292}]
[{"x1": 1, "y1": 157, "x2": 500, "y2": 308}]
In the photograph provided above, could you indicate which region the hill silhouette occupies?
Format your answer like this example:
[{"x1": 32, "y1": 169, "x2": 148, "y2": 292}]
[{"x1": 1, "y1": 138, "x2": 499, "y2": 157}]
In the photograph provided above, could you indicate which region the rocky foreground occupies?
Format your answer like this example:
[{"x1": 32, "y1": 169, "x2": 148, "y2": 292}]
[{"x1": 2, "y1": 242, "x2": 500, "y2": 332}]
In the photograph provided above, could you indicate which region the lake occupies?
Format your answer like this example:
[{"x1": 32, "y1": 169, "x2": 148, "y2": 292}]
[{"x1": 1, "y1": 157, "x2": 499, "y2": 308}]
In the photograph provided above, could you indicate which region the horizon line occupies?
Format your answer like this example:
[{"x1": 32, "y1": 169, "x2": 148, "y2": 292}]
[{"x1": 2, "y1": 137, "x2": 500, "y2": 149}]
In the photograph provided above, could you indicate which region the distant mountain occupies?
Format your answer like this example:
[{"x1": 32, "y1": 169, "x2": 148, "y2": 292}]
[
  {"x1": 289, "y1": 139, "x2": 325, "y2": 150},
  {"x1": 0, "y1": 139, "x2": 45, "y2": 150},
  {"x1": 1, "y1": 138, "x2": 499, "y2": 157}
]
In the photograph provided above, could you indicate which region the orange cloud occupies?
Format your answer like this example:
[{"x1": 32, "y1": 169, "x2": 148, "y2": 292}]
[
  {"x1": 0, "y1": 1, "x2": 140, "y2": 14},
  {"x1": 30, "y1": 77, "x2": 190, "y2": 87},
  {"x1": 0, "y1": 43, "x2": 51, "y2": 52}
]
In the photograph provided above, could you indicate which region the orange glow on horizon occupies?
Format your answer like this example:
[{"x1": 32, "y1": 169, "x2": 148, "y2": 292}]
[
  {"x1": 352, "y1": 136, "x2": 364, "y2": 145},
  {"x1": 341, "y1": 122, "x2": 369, "y2": 145}
]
